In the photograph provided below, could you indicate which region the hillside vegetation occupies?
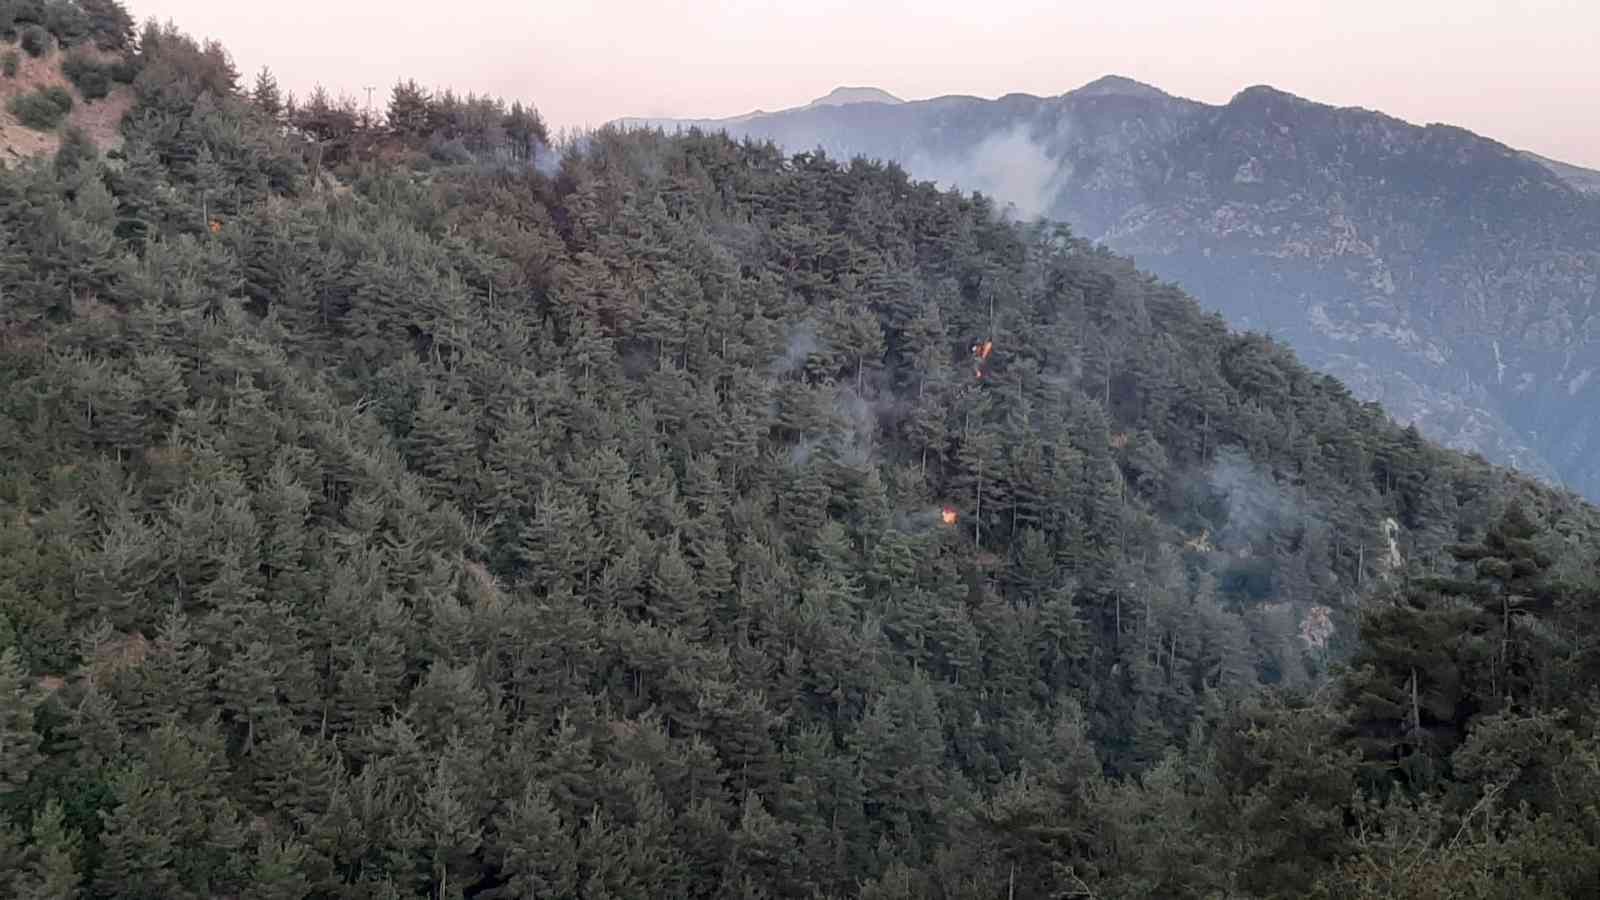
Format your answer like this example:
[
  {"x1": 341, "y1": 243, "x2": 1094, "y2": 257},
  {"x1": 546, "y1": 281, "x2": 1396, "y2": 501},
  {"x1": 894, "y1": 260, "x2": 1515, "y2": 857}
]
[
  {"x1": 625, "y1": 78, "x2": 1600, "y2": 502},
  {"x1": 0, "y1": 0, "x2": 137, "y2": 160},
  {"x1": 4, "y1": 9, "x2": 1600, "y2": 899}
]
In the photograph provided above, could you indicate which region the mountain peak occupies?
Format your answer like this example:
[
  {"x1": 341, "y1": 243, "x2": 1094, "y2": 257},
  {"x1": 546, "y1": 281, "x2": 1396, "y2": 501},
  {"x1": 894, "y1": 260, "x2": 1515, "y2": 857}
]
[
  {"x1": 1228, "y1": 84, "x2": 1312, "y2": 107},
  {"x1": 805, "y1": 86, "x2": 904, "y2": 108},
  {"x1": 1069, "y1": 75, "x2": 1170, "y2": 100}
]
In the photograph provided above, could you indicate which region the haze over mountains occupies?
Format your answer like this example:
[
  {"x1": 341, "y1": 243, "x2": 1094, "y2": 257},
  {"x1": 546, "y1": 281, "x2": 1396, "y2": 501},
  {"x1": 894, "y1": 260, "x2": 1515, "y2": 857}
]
[
  {"x1": 619, "y1": 77, "x2": 1600, "y2": 500},
  {"x1": 15, "y1": 2, "x2": 1600, "y2": 893}
]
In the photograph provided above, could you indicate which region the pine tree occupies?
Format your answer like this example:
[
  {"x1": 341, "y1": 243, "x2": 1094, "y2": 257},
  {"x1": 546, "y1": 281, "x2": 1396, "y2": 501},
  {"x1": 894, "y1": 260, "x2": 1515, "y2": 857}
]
[
  {"x1": 724, "y1": 790, "x2": 797, "y2": 891},
  {"x1": 94, "y1": 766, "x2": 187, "y2": 900},
  {"x1": 1344, "y1": 503, "x2": 1563, "y2": 786},
  {"x1": 0, "y1": 823, "x2": 23, "y2": 897},
  {"x1": 515, "y1": 480, "x2": 592, "y2": 593},
  {"x1": 251, "y1": 67, "x2": 283, "y2": 120},
  {"x1": 388, "y1": 79, "x2": 432, "y2": 136},
  {"x1": 1, "y1": 59, "x2": 1598, "y2": 898},
  {"x1": 404, "y1": 385, "x2": 479, "y2": 494},
  {"x1": 10, "y1": 798, "x2": 82, "y2": 900},
  {"x1": 405, "y1": 662, "x2": 495, "y2": 750},
  {"x1": 1427, "y1": 500, "x2": 1558, "y2": 707},
  {"x1": 215, "y1": 639, "x2": 282, "y2": 755},
  {"x1": 852, "y1": 671, "x2": 950, "y2": 844},
  {"x1": 242, "y1": 835, "x2": 313, "y2": 900},
  {"x1": 649, "y1": 531, "x2": 707, "y2": 637},
  {"x1": 492, "y1": 782, "x2": 577, "y2": 898},
  {"x1": 117, "y1": 609, "x2": 210, "y2": 730},
  {"x1": 193, "y1": 144, "x2": 230, "y2": 233},
  {"x1": 413, "y1": 755, "x2": 483, "y2": 900},
  {"x1": 0, "y1": 647, "x2": 42, "y2": 798}
]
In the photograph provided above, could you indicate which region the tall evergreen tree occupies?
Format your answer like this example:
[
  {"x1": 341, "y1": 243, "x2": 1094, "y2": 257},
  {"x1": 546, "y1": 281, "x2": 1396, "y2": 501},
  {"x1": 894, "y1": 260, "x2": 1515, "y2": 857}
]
[
  {"x1": 0, "y1": 30, "x2": 1596, "y2": 895},
  {"x1": 251, "y1": 67, "x2": 282, "y2": 120}
]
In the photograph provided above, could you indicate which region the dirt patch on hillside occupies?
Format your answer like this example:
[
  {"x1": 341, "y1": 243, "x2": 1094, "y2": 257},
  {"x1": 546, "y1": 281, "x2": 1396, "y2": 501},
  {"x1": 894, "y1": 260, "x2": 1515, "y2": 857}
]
[{"x1": 0, "y1": 38, "x2": 133, "y2": 163}]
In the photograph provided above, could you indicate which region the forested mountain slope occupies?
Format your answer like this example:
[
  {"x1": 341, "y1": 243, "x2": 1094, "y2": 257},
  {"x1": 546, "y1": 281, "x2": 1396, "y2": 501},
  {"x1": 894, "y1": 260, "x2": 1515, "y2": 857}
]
[
  {"x1": 622, "y1": 77, "x2": 1600, "y2": 501},
  {"x1": 4, "y1": 10, "x2": 1600, "y2": 899},
  {"x1": 0, "y1": 0, "x2": 138, "y2": 160}
]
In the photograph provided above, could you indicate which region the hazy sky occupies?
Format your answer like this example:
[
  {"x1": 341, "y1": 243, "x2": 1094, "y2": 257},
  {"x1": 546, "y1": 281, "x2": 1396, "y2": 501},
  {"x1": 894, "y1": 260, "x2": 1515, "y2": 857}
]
[{"x1": 131, "y1": 0, "x2": 1600, "y2": 168}]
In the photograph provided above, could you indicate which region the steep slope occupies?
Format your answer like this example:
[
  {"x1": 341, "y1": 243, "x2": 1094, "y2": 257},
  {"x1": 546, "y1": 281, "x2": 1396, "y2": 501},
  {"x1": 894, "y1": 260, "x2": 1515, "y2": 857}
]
[
  {"x1": 6, "y1": 17, "x2": 1600, "y2": 897},
  {"x1": 620, "y1": 78, "x2": 1600, "y2": 499},
  {"x1": 0, "y1": 36, "x2": 134, "y2": 160},
  {"x1": 1523, "y1": 149, "x2": 1600, "y2": 194}
]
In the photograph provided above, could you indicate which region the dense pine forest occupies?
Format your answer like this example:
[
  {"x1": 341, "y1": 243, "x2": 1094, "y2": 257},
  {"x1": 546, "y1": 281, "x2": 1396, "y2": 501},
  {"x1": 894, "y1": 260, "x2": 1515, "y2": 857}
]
[{"x1": 4, "y1": 4, "x2": 1600, "y2": 897}]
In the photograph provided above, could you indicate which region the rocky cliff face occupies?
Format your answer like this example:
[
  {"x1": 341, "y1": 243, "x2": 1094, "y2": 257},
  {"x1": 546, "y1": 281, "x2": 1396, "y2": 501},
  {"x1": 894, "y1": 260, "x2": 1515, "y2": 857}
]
[{"x1": 619, "y1": 79, "x2": 1600, "y2": 498}]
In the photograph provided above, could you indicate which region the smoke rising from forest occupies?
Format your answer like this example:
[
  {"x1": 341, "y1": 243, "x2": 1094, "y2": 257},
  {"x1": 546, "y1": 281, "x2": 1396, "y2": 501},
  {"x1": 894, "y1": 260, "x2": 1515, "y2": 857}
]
[
  {"x1": 894, "y1": 506, "x2": 961, "y2": 533},
  {"x1": 531, "y1": 139, "x2": 562, "y2": 177},
  {"x1": 788, "y1": 437, "x2": 820, "y2": 467},
  {"x1": 1208, "y1": 446, "x2": 1323, "y2": 548},
  {"x1": 771, "y1": 321, "x2": 821, "y2": 377},
  {"x1": 905, "y1": 124, "x2": 1071, "y2": 220},
  {"x1": 832, "y1": 384, "x2": 906, "y2": 469},
  {"x1": 770, "y1": 320, "x2": 909, "y2": 472}
]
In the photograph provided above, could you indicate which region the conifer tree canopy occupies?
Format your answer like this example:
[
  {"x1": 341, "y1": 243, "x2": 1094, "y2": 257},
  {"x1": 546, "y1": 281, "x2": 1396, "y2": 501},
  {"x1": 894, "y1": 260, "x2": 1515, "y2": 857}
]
[{"x1": 2, "y1": 6, "x2": 1600, "y2": 896}]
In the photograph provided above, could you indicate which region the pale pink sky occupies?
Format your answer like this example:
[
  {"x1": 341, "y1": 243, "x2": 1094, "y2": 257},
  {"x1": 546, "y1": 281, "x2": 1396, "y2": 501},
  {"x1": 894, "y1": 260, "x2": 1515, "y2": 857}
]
[{"x1": 132, "y1": 0, "x2": 1600, "y2": 169}]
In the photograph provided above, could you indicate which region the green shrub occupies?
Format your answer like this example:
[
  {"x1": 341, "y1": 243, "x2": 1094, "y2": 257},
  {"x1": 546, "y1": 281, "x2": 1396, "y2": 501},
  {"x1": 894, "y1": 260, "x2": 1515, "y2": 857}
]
[
  {"x1": 2, "y1": 49, "x2": 18, "y2": 77},
  {"x1": 42, "y1": 0, "x2": 90, "y2": 46},
  {"x1": 9, "y1": 94, "x2": 63, "y2": 129},
  {"x1": 108, "y1": 56, "x2": 138, "y2": 83},
  {"x1": 61, "y1": 49, "x2": 109, "y2": 99},
  {"x1": 10, "y1": 0, "x2": 46, "y2": 25},
  {"x1": 80, "y1": 0, "x2": 136, "y2": 51},
  {"x1": 53, "y1": 124, "x2": 97, "y2": 172},
  {"x1": 20, "y1": 23, "x2": 50, "y2": 56},
  {"x1": 7, "y1": 83, "x2": 73, "y2": 130}
]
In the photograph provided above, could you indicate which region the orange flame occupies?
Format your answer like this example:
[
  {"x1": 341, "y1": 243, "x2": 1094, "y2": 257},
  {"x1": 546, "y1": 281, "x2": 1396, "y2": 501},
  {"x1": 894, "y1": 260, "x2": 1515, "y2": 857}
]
[
  {"x1": 941, "y1": 507, "x2": 959, "y2": 525},
  {"x1": 972, "y1": 339, "x2": 995, "y2": 379}
]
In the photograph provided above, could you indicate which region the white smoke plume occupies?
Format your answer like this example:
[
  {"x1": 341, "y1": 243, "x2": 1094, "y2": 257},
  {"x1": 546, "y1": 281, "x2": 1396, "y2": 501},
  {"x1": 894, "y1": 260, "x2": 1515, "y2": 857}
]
[
  {"x1": 906, "y1": 124, "x2": 1072, "y2": 220},
  {"x1": 531, "y1": 140, "x2": 562, "y2": 177},
  {"x1": 1207, "y1": 446, "x2": 1324, "y2": 549},
  {"x1": 789, "y1": 438, "x2": 820, "y2": 467},
  {"x1": 831, "y1": 386, "x2": 880, "y2": 469},
  {"x1": 770, "y1": 321, "x2": 821, "y2": 377}
]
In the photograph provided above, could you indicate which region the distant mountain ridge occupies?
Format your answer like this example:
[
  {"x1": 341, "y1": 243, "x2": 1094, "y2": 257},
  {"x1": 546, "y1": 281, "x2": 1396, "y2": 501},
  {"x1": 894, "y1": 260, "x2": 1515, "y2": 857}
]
[
  {"x1": 615, "y1": 85, "x2": 904, "y2": 131},
  {"x1": 806, "y1": 85, "x2": 904, "y2": 108},
  {"x1": 1521, "y1": 149, "x2": 1600, "y2": 194},
  {"x1": 616, "y1": 77, "x2": 1600, "y2": 499}
]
